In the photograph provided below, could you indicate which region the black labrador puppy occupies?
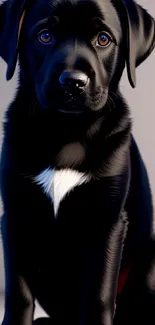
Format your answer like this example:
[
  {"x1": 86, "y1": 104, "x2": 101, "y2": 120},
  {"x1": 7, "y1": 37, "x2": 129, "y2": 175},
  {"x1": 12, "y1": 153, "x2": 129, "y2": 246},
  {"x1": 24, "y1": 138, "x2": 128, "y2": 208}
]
[{"x1": 0, "y1": 0, "x2": 155, "y2": 324}]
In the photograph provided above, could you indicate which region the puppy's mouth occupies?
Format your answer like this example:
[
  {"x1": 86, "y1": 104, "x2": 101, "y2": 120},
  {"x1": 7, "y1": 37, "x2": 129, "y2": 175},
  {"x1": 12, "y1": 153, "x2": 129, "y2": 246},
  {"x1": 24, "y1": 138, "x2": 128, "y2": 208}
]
[{"x1": 39, "y1": 85, "x2": 107, "y2": 114}]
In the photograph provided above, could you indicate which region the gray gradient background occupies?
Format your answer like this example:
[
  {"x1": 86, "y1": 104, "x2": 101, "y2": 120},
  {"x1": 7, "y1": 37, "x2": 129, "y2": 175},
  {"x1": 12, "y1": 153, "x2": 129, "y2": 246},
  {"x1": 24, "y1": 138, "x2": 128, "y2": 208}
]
[{"x1": 0, "y1": 0, "x2": 154, "y2": 311}]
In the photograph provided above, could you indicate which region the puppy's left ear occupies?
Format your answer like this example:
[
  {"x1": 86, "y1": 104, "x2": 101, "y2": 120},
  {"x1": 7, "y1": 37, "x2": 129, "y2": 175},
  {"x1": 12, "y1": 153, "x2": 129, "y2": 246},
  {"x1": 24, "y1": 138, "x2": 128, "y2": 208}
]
[
  {"x1": 121, "y1": 0, "x2": 155, "y2": 88},
  {"x1": 0, "y1": 0, "x2": 28, "y2": 81}
]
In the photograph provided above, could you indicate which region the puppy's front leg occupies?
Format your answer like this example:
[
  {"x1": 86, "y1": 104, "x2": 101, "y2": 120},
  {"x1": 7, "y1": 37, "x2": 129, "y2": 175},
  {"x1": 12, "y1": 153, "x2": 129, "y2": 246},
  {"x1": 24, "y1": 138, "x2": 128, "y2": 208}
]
[
  {"x1": 83, "y1": 212, "x2": 128, "y2": 325},
  {"x1": 99, "y1": 212, "x2": 128, "y2": 325},
  {"x1": 1, "y1": 214, "x2": 35, "y2": 325}
]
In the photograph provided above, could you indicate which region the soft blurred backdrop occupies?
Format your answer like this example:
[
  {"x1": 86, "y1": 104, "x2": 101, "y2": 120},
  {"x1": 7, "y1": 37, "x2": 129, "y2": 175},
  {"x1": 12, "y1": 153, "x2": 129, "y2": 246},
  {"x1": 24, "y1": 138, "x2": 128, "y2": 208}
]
[{"x1": 0, "y1": 0, "x2": 155, "y2": 320}]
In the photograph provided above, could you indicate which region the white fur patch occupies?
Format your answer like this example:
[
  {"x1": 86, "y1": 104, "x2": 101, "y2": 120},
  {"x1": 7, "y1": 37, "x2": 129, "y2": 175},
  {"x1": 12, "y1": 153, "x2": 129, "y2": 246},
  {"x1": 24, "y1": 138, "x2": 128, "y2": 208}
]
[{"x1": 35, "y1": 168, "x2": 90, "y2": 216}]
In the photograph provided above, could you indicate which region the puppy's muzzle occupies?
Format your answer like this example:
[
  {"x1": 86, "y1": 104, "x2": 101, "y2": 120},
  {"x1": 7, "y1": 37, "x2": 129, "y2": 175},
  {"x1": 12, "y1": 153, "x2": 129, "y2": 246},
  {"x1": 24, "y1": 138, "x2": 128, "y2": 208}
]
[{"x1": 59, "y1": 70, "x2": 90, "y2": 95}]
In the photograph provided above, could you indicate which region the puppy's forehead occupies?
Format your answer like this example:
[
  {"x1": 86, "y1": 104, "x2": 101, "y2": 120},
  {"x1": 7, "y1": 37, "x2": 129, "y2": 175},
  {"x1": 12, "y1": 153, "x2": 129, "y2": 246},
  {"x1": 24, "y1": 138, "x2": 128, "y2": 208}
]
[{"x1": 30, "y1": 0, "x2": 121, "y2": 32}]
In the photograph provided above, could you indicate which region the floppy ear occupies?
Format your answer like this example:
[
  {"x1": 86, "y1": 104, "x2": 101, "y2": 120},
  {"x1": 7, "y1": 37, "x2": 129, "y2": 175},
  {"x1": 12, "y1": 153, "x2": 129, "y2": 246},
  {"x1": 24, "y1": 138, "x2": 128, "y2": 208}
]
[
  {"x1": 121, "y1": 0, "x2": 155, "y2": 88},
  {"x1": 0, "y1": 0, "x2": 27, "y2": 81}
]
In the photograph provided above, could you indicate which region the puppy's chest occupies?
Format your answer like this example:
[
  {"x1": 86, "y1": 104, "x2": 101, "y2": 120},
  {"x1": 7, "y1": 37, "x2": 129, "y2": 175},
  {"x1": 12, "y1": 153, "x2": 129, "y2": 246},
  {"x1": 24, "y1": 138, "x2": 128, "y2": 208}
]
[{"x1": 35, "y1": 168, "x2": 90, "y2": 217}]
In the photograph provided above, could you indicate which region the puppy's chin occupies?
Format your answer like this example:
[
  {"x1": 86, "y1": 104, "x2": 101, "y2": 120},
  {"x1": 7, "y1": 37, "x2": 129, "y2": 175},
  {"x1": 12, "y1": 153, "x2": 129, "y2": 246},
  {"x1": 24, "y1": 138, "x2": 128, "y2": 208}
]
[{"x1": 57, "y1": 102, "x2": 87, "y2": 115}]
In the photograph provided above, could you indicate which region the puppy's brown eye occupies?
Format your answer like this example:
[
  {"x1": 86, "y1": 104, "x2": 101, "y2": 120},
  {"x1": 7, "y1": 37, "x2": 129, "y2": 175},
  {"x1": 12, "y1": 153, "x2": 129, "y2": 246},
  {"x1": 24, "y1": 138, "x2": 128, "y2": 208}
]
[
  {"x1": 38, "y1": 29, "x2": 53, "y2": 44},
  {"x1": 97, "y1": 32, "x2": 112, "y2": 47}
]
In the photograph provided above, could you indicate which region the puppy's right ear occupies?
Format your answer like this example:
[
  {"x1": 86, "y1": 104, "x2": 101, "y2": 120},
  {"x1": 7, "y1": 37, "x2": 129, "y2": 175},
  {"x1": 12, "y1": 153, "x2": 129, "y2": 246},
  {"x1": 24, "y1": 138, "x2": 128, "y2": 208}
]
[
  {"x1": 0, "y1": 0, "x2": 28, "y2": 81},
  {"x1": 121, "y1": 0, "x2": 155, "y2": 88}
]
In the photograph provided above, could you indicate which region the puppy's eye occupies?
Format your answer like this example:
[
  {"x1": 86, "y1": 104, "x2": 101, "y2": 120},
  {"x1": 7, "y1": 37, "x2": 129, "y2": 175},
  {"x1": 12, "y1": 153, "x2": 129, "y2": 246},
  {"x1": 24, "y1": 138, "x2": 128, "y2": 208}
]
[
  {"x1": 96, "y1": 32, "x2": 112, "y2": 48},
  {"x1": 38, "y1": 29, "x2": 53, "y2": 44}
]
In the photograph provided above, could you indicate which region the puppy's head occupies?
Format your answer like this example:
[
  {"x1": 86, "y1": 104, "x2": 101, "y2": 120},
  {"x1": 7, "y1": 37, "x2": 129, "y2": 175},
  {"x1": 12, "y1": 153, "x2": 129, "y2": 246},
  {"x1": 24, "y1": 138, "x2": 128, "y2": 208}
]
[{"x1": 0, "y1": 0, "x2": 155, "y2": 116}]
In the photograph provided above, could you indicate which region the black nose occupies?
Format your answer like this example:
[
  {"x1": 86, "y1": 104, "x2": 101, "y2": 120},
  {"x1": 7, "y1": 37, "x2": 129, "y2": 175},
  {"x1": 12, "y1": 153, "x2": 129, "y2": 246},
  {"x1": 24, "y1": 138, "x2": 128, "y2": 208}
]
[{"x1": 59, "y1": 71, "x2": 89, "y2": 93}]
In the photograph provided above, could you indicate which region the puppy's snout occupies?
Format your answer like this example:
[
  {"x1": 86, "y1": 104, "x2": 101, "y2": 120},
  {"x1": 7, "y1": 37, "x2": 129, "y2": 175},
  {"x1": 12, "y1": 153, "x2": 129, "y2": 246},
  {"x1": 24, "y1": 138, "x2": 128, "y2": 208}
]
[{"x1": 59, "y1": 71, "x2": 89, "y2": 93}]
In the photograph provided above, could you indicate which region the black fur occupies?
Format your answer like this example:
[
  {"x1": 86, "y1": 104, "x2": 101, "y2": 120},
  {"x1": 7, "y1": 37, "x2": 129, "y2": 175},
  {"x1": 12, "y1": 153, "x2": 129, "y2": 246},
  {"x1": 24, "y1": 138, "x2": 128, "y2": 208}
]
[{"x1": 0, "y1": 0, "x2": 155, "y2": 325}]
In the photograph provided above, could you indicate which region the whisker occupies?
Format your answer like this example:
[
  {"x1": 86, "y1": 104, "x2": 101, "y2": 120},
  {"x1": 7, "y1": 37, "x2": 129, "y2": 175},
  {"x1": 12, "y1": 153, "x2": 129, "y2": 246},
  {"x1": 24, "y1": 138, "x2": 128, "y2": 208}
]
[
  {"x1": 109, "y1": 90, "x2": 119, "y2": 100},
  {"x1": 107, "y1": 95, "x2": 115, "y2": 110},
  {"x1": 106, "y1": 98, "x2": 112, "y2": 113}
]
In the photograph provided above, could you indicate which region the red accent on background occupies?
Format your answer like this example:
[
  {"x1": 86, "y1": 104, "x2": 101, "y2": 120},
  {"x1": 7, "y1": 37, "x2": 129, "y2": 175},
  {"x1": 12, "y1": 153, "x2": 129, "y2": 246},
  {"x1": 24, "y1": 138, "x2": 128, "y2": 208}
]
[{"x1": 117, "y1": 266, "x2": 131, "y2": 294}]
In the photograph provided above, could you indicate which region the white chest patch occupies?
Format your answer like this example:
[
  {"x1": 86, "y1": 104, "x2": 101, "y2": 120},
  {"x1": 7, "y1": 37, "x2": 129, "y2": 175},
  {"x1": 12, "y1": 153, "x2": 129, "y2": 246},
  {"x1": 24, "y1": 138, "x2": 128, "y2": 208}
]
[{"x1": 35, "y1": 168, "x2": 90, "y2": 216}]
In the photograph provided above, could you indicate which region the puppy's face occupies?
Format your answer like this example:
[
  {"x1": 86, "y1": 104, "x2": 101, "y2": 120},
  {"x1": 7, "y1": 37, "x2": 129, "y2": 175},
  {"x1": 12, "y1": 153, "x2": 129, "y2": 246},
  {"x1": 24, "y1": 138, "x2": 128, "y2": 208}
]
[{"x1": 20, "y1": 0, "x2": 124, "y2": 116}]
